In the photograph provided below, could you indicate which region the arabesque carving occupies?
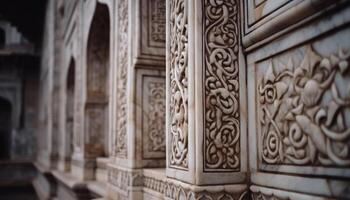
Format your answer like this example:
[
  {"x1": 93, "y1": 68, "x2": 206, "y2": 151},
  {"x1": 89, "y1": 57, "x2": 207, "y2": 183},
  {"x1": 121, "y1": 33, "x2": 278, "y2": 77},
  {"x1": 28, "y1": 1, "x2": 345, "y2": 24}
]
[
  {"x1": 203, "y1": 0, "x2": 240, "y2": 171},
  {"x1": 258, "y1": 46, "x2": 350, "y2": 166},
  {"x1": 147, "y1": 81, "x2": 166, "y2": 154},
  {"x1": 115, "y1": 0, "x2": 128, "y2": 158},
  {"x1": 169, "y1": 0, "x2": 189, "y2": 169}
]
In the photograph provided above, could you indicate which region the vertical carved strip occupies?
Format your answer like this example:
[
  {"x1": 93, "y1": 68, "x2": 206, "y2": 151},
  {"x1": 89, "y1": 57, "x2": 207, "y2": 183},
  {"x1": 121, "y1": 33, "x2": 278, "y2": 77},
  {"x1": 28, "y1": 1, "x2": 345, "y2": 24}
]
[
  {"x1": 203, "y1": 0, "x2": 240, "y2": 171},
  {"x1": 169, "y1": 0, "x2": 189, "y2": 169},
  {"x1": 115, "y1": 0, "x2": 128, "y2": 158}
]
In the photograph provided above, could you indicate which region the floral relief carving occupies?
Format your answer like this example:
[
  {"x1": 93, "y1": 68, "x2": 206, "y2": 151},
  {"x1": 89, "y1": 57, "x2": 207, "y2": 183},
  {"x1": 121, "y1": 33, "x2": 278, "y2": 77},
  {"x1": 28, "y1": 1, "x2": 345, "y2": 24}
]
[
  {"x1": 147, "y1": 81, "x2": 166, "y2": 153},
  {"x1": 258, "y1": 46, "x2": 350, "y2": 166},
  {"x1": 169, "y1": 0, "x2": 189, "y2": 169},
  {"x1": 203, "y1": 0, "x2": 240, "y2": 171},
  {"x1": 115, "y1": 0, "x2": 128, "y2": 158}
]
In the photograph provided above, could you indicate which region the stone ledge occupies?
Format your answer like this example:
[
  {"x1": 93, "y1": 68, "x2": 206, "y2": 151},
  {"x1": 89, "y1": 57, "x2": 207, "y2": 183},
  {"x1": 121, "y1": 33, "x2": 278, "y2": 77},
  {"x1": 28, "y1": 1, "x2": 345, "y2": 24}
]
[
  {"x1": 251, "y1": 185, "x2": 337, "y2": 200},
  {"x1": 52, "y1": 170, "x2": 107, "y2": 198},
  {"x1": 87, "y1": 181, "x2": 107, "y2": 197},
  {"x1": 52, "y1": 170, "x2": 86, "y2": 190}
]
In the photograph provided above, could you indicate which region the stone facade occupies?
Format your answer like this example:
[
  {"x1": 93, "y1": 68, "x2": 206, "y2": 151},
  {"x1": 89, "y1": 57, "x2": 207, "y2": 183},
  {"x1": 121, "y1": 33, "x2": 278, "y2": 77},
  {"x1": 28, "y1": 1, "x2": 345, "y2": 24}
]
[{"x1": 34, "y1": 0, "x2": 350, "y2": 200}]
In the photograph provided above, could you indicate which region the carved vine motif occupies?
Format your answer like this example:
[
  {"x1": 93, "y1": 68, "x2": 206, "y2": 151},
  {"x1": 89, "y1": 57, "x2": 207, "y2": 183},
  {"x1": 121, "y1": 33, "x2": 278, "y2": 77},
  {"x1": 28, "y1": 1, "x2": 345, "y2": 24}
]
[
  {"x1": 147, "y1": 82, "x2": 166, "y2": 153},
  {"x1": 115, "y1": 0, "x2": 128, "y2": 158},
  {"x1": 203, "y1": 0, "x2": 240, "y2": 171},
  {"x1": 150, "y1": 0, "x2": 166, "y2": 43},
  {"x1": 258, "y1": 46, "x2": 350, "y2": 166},
  {"x1": 169, "y1": 0, "x2": 189, "y2": 169}
]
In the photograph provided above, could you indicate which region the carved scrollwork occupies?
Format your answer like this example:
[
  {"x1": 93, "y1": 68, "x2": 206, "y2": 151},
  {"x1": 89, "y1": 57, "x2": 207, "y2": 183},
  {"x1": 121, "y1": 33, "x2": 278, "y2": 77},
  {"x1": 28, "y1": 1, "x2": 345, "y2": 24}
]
[
  {"x1": 203, "y1": 0, "x2": 240, "y2": 171},
  {"x1": 115, "y1": 0, "x2": 128, "y2": 158},
  {"x1": 169, "y1": 0, "x2": 189, "y2": 169},
  {"x1": 258, "y1": 46, "x2": 350, "y2": 166},
  {"x1": 148, "y1": 81, "x2": 166, "y2": 153}
]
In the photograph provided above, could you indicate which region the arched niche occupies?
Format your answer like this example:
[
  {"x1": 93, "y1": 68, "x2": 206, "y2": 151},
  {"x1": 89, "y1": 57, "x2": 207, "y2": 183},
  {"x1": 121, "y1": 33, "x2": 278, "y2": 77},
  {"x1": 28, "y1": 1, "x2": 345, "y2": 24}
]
[
  {"x1": 87, "y1": 3, "x2": 110, "y2": 102},
  {"x1": 0, "y1": 97, "x2": 12, "y2": 159},
  {"x1": 85, "y1": 2, "x2": 110, "y2": 157},
  {"x1": 66, "y1": 58, "x2": 75, "y2": 164},
  {"x1": 0, "y1": 28, "x2": 5, "y2": 48}
]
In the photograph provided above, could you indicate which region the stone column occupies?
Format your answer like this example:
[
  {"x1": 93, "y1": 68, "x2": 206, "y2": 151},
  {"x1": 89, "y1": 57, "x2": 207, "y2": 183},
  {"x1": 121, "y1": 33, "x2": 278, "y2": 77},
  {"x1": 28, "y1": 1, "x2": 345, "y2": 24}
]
[
  {"x1": 165, "y1": 0, "x2": 248, "y2": 199},
  {"x1": 107, "y1": 0, "x2": 166, "y2": 199},
  {"x1": 37, "y1": 0, "x2": 59, "y2": 170}
]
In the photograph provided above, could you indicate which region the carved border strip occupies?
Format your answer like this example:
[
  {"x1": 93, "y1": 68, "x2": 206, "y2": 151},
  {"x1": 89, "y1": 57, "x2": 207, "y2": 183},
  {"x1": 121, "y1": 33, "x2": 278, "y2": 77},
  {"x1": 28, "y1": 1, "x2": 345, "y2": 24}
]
[
  {"x1": 115, "y1": 0, "x2": 129, "y2": 158},
  {"x1": 169, "y1": 0, "x2": 189, "y2": 170},
  {"x1": 108, "y1": 168, "x2": 248, "y2": 200},
  {"x1": 203, "y1": 0, "x2": 241, "y2": 172}
]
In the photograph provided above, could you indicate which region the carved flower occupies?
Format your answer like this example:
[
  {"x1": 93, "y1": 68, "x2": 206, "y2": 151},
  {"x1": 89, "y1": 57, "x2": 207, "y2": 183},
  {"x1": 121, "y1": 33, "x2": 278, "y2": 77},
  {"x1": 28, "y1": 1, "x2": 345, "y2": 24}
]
[
  {"x1": 300, "y1": 79, "x2": 323, "y2": 107},
  {"x1": 263, "y1": 130, "x2": 280, "y2": 163}
]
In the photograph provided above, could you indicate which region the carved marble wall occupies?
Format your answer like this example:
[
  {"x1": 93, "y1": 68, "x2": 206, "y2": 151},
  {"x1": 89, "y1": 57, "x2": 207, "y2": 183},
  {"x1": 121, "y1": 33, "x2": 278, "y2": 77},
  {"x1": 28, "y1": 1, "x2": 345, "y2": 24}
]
[
  {"x1": 35, "y1": 0, "x2": 350, "y2": 199},
  {"x1": 246, "y1": 1, "x2": 350, "y2": 199}
]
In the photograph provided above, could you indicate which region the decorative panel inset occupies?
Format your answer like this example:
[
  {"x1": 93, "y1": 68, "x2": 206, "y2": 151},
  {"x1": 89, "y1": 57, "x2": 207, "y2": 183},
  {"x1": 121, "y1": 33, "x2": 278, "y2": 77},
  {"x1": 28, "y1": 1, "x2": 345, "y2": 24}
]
[
  {"x1": 115, "y1": 0, "x2": 129, "y2": 158},
  {"x1": 169, "y1": 0, "x2": 189, "y2": 169},
  {"x1": 137, "y1": 0, "x2": 166, "y2": 62},
  {"x1": 149, "y1": 0, "x2": 166, "y2": 44},
  {"x1": 258, "y1": 46, "x2": 350, "y2": 167},
  {"x1": 143, "y1": 76, "x2": 166, "y2": 159},
  {"x1": 203, "y1": 0, "x2": 241, "y2": 172}
]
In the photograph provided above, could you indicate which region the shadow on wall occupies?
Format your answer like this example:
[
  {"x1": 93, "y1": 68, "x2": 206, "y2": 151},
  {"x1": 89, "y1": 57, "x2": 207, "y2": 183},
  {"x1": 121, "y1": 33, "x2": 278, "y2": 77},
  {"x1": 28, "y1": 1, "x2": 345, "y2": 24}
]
[{"x1": 0, "y1": 97, "x2": 12, "y2": 160}]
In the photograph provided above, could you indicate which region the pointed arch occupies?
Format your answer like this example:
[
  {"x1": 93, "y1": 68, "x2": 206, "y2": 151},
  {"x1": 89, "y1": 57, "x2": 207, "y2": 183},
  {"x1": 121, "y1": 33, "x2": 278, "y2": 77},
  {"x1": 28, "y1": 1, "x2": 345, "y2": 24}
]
[{"x1": 85, "y1": 2, "x2": 111, "y2": 157}]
